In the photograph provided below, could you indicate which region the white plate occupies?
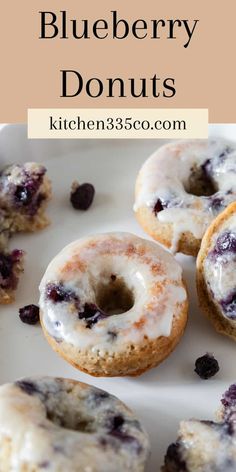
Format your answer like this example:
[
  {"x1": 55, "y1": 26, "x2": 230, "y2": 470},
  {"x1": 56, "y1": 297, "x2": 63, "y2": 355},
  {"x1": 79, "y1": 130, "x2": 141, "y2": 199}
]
[{"x1": 1, "y1": 125, "x2": 236, "y2": 472}]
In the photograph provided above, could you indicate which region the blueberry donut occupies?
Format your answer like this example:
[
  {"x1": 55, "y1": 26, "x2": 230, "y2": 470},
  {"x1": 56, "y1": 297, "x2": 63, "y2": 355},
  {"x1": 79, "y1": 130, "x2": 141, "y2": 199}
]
[
  {"x1": 197, "y1": 202, "x2": 236, "y2": 340},
  {"x1": 163, "y1": 383, "x2": 236, "y2": 472},
  {"x1": 39, "y1": 232, "x2": 188, "y2": 377},
  {"x1": 0, "y1": 162, "x2": 51, "y2": 303},
  {"x1": 0, "y1": 162, "x2": 51, "y2": 233},
  {"x1": 134, "y1": 139, "x2": 236, "y2": 255},
  {"x1": 0, "y1": 376, "x2": 150, "y2": 471}
]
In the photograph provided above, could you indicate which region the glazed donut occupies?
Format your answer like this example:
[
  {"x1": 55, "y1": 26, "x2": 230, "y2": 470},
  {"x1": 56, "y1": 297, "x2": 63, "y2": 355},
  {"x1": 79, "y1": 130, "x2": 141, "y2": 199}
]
[
  {"x1": 0, "y1": 376, "x2": 150, "y2": 471},
  {"x1": 197, "y1": 202, "x2": 236, "y2": 340},
  {"x1": 134, "y1": 138, "x2": 236, "y2": 256},
  {"x1": 39, "y1": 232, "x2": 188, "y2": 377},
  {"x1": 163, "y1": 382, "x2": 236, "y2": 472}
]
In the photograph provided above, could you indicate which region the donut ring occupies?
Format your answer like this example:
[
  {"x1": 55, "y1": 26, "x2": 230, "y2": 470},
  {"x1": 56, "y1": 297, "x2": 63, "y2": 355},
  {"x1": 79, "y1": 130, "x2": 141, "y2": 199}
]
[
  {"x1": 134, "y1": 139, "x2": 236, "y2": 256},
  {"x1": 197, "y1": 202, "x2": 236, "y2": 340},
  {"x1": 0, "y1": 376, "x2": 150, "y2": 471},
  {"x1": 39, "y1": 232, "x2": 188, "y2": 377}
]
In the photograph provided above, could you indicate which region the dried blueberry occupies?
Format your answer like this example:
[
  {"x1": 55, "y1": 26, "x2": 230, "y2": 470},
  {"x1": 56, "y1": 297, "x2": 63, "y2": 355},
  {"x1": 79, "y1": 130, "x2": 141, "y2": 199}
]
[
  {"x1": 194, "y1": 353, "x2": 219, "y2": 380},
  {"x1": 70, "y1": 183, "x2": 95, "y2": 210},
  {"x1": 19, "y1": 304, "x2": 40, "y2": 325}
]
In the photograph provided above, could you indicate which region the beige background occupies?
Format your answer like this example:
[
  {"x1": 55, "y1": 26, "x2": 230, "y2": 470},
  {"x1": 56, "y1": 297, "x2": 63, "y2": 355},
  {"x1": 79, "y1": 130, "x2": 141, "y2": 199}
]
[{"x1": 1, "y1": 1, "x2": 235, "y2": 123}]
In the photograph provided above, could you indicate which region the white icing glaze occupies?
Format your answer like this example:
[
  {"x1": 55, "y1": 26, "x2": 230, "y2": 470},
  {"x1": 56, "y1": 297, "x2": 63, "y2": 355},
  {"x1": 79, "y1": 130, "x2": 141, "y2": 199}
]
[
  {"x1": 39, "y1": 233, "x2": 186, "y2": 353},
  {"x1": 203, "y1": 214, "x2": 236, "y2": 325},
  {"x1": 177, "y1": 419, "x2": 236, "y2": 471},
  {"x1": 0, "y1": 377, "x2": 149, "y2": 471},
  {"x1": 134, "y1": 139, "x2": 236, "y2": 252}
]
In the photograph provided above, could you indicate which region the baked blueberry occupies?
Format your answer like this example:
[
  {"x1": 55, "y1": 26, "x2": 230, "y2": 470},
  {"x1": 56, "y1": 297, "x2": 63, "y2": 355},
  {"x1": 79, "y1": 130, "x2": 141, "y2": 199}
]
[
  {"x1": 214, "y1": 231, "x2": 236, "y2": 256},
  {"x1": 220, "y1": 291, "x2": 236, "y2": 318},
  {"x1": 16, "y1": 380, "x2": 40, "y2": 396},
  {"x1": 210, "y1": 195, "x2": 224, "y2": 212},
  {"x1": 222, "y1": 383, "x2": 236, "y2": 411},
  {"x1": 164, "y1": 442, "x2": 187, "y2": 472},
  {"x1": 46, "y1": 283, "x2": 79, "y2": 305},
  {"x1": 78, "y1": 303, "x2": 107, "y2": 328},
  {"x1": 153, "y1": 198, "x2": 165, "y2": 215},
  {"x1": 0, "y1": 249, "x2": 24, "y2": 291}
]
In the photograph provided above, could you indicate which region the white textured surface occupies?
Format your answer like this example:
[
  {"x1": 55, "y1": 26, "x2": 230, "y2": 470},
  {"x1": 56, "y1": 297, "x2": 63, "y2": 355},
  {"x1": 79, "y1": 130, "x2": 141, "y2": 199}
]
[{"x1": 1, "y1": 124, "x2": 236, "y2": 471}]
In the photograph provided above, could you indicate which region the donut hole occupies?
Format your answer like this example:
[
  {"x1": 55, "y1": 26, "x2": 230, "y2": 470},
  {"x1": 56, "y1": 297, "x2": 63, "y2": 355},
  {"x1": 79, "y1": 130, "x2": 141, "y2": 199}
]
[
  {"x1": 96, "y1": 276, "x2": 134, "y2": 315},
  {"x1": 185, "y1": 164, "x2": 218, "y2": 197}
]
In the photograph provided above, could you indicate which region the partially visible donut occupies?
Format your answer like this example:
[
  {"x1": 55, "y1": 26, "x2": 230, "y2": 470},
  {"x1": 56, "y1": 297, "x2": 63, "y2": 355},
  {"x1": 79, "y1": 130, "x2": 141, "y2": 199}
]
[
  {"x1": 0, "y1": 162, "x2": 51, "y2": 304},
  {"x1": 163, "y1": 382, "x2": 236, "y2": 472},
  {"x1": 134, "y1": 139, "x2": 236, "y2": 256},
  {"x1": 0, "y1": 162, "x2": 51, "y2": 233},
  {"x1": 197, "y1": 202, "x2": 236, "y2": 340},
  {"x1": 0, "y1": 376, "x2": 150, "y2": 471},
  {"x1": 39, "y1": 232, "x2": 188, "y2": 377}
]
